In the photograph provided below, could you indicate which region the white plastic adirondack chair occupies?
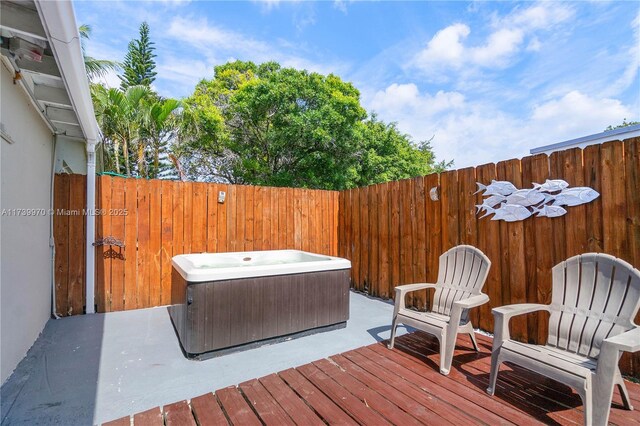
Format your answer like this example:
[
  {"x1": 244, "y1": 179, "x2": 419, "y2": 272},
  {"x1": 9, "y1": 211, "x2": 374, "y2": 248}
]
[
  {"x1": 487, "y1": 253, "x2": 640, "y2": 426},
  {"x1": 388, "y1": 245, "x2": 491, "y2": 375}
]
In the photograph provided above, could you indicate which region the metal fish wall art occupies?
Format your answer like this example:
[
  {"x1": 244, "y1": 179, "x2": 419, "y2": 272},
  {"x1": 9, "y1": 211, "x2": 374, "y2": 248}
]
[
  {"x1": 552, "y1": 187, "x2": 600, "y2": 207},
  {"x1": 533, "y1": 179, "x2": 569, "y2": 193},
  {"x1": 475, "y1": 179, "x2": 599, "y2": 222},
  {"x1": 474, "y1": 180, "x2": 518, "y2": 196},
  {"x1": 533, "y1": 205, "x2": 568, "y2": 218}
]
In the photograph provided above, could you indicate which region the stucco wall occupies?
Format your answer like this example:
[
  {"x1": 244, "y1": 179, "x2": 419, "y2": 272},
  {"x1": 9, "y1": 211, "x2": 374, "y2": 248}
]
[{"x1": 1, "y1": 64, "x2": 55, "y2": 384}]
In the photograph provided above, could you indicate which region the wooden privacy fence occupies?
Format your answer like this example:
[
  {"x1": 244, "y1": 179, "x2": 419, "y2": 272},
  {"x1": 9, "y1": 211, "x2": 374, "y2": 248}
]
[
  {"x1": 338, "y1": 138, "x2": 640, "y2": 375},
  {"x1": 54, "y1": 137, "x2": 640, "y2": 375},
  {"x1": 54, "y1": 176, "x2": 338, "y2": 315}
]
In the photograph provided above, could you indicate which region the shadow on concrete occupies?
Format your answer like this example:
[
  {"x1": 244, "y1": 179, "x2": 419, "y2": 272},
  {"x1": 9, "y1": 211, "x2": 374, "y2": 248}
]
[{"x1": 0, "y1": 313, "x2": 105, "y2": 426}]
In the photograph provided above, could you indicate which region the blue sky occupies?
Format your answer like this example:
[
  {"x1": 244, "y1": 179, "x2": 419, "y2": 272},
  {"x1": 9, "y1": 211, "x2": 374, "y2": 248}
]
[{"x1": 76, "y1": 0, "x2": 640, "y2": 168}]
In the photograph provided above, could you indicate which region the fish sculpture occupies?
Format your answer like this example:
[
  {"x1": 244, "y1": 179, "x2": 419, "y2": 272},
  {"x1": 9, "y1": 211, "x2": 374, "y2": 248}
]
[
  {"x1": 475, "y1": 194, "x2": 506, "y2": 213},
  {"x1": 552, "y1": 187, "x2": 600, "y2": 207},
  {"x1": 474, "y1": 180, "x2": 518, "y2": 196},
  {"x1": 505, "y1": 189, "x2": 546, "y2": 207},
  {"x1": 485, "y1": 204, "x2": 533, "y2": 222},
  {"x1": 533, "y1": 205, "x2": 567, "y2": 218},
  {"x1": 533, "y1": 179, "x2": 569, "y2": 192}
]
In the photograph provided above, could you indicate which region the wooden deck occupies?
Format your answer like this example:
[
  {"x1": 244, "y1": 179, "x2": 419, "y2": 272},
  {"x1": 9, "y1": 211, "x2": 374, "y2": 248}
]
[{"x1": 102, "y1": 332, "x2": 640, "y2": 425}]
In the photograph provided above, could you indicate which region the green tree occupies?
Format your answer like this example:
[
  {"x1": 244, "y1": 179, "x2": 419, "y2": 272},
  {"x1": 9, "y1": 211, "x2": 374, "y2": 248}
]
[
  {"x1": 141, "y1": 97, "x2": 181, "y2": 178},
  {"x1": 92, "y1": 84, "x2": 154, "y2": 176},
  {"x1": 175, "y1": 60, "x2": 449, "y2": 189},
  {"x1": 119, "y1": 22, "x2": 157, "y2": 90},
  {"x1": 605, "y1": 118, "x2": 640, "y2": 131},
  {"x1": 79, "y1": 24, "x2": 120, "y2": 80},
  {"x1": 355, "y1": 115, "x2": 452, "y2": 186}
]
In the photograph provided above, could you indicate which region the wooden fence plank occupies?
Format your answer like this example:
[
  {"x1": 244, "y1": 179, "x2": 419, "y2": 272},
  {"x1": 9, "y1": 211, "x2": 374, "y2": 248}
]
[
  {"x1": 149, "y1": 179, "x2": 162, "y2": 308},
  {"x1": 286, "y1": 188, "x2": 295, "y2": 250},
  {"x1": 389, "y1": 182, "x2": 401, "y2": 296},
  {"x1": 561, "y1": 149, "x2": 588, "y2": 258},
  {"x1": 191, "y1": 182, "x2": 207, "y2": 254},
  {"x1": 457, "y1": 168, "x2": 478, "y2": 323},
  {"x1": 54, "y1": 174, "x2": 70, "y2": 315},
  {"x1": 216, "y1": 184, "x2": 228, "y2": 253},
  {"x1": 136, "y1": 179, "x2": 150, "y2": 310},
  {"x1": 160, "y1": 180, "x2": 173, "y2": 306},
  {"x1": 412, "y1": 177, "x2": 427, "y2": 310},
  {"x1": 398, "y1": 180, "x2": 412, "y2": 303},
  {"x1": 624, "y1": 137, "x2": 640, "y2": 375},
  {"x1": 206, "y1": 183, "x2": 218, "y2": 253},
  {"x1": 369, "y1": 185, "x2": 379, "y2": 297},
  {"x1": 123, "y1": 178, "x2": 138, "y2": 310},
  {"x1": 98, "y1": 176, "x2": 112, "y2": 313},
  {"x1": 270, "y1": 187, "x2": 279, "y2": 251},
  {"x1": 498, "y1": 159, "x2": 527, "y2": 342},
  {"x1": 424, "y1": 173, "x2": 441, "y2": 311},
  {"x1": 440, "y1": 170, "x2": 459, "y2": 252},
  {"x1": 253, "y1": 186, "x2": 264, "y2": 251},
  {"x1": 474, "y1": 164, "x2": 499, "y2": 333},
  {"x1": 67, "y1": 175, "x2": 87, "y2": 315},
  {"x1": 360, "y1": 186, "x2": 370, "y2": 292},
  {"x1": 279, "y1": 188, "x2": 288, "y2": 250},
  {"x1": 378, "y1": 183, "x2": 390, "y2": 299},
  {"x1": 244, "y1": 186, "x2": 255, "y2": 251},
  {"x1": 109, "y1": 177, "x2": 126, "y2": 312},
  {"x1": 182, "y1": 182, "x2": 193, "y2": 256},
  {"x1": 521, "y1": 154, "x2": 552, "y2": 344}
]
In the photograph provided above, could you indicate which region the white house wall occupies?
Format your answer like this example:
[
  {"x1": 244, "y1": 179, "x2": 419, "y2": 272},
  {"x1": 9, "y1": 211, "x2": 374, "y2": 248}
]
[{"x1": 1, "y1": 62, "x2": 55, "y2": 384}]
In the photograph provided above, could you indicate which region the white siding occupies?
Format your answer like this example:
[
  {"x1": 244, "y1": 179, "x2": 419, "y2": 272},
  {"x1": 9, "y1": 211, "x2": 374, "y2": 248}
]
[{"x1": 1, "y1": 63, "x2": 55, "y2": 384}]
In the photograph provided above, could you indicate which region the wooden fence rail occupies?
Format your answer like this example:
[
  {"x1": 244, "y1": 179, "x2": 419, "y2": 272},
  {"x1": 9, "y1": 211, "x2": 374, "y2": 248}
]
[
  {"x1": 54, "y1": 176, "x2": 338, "y2": 315},
  {"x1": 54, "y1": 137, "x2": 639, "y2": 375},
  {"x1": 339, "y1": 138, "x2": 640, "y2": 376}
]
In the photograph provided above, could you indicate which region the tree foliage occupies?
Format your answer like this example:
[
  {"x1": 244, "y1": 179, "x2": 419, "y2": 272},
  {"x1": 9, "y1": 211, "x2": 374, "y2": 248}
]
[
  {"x1": 605, "y1": 118, "x2": 640, "y2": 131},
  {"x1": 79, "y1": 24, "x2": 120, "y2": 81},
  {"x1": 175, "y1": 60, "x2": 449, "y2": 189},
  {"x1": 119, "y1": 22, "x2": 157, "y2": 90}
]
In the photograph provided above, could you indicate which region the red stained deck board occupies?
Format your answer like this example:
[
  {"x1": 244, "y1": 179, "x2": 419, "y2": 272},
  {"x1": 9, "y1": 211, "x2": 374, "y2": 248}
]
[
  {"x1": 258, "y1": 372, "x2": 325, "y2": 426},
  {"x1": 215, "y1": 386, "x2": 262, "y2": 426},
  {"x1": 190, "y1": 393, "x2": 229, "y2": 426},
  {"x1": 277, "y1": 368, "x2": 358, "y2": 426},
  {"x1": 132, "y1": 407, "x2": 163, "y2": 426},
  {"x1": 238, "y1": 378, "x2": 296, "y2": 425},
  {"x1": 101, "y1": 416, "x2": 130, "y2": 426},
  {"x1": 312, "y1": 358, "x2": 426, "y2": 426},
  {"x1": 163, "y1": 400, "x2": 196, "y2": 426},
  {"x1": 296, "y1": 362, "x2": 393, "y2": 425}
]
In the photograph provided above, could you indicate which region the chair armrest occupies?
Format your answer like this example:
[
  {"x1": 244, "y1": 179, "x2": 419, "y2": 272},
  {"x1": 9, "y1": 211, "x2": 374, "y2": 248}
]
[
  {"x1": 602, "y1": 327, "x2": 640, "y2": 353},
  {"x1": 449, "y1": 293, "x2": 490, "y2": 328},
  {"x1": 454, "y1": 293, "x2": 489, "y2": 310},
  {"x1": 492, "y1": 304, "x2": 550, "y2": 345},
  {"x1": 392, "y1": 283, "x2": 437, "y2": 314},
  {"x1": 597, "y1": 327, "x2": 640, "y2": 380},
  {"x1": 492, "y1": 303, "x2": 550, "y2": 321},
  {"x1": 394, "y1": 283, "x2": 437, "y2": 296}
]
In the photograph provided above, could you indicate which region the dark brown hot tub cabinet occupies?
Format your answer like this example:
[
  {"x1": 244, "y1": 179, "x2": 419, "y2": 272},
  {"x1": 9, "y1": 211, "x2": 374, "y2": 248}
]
[{"x1": 169, "y1": 267, "x2": 351, "y2": 357}]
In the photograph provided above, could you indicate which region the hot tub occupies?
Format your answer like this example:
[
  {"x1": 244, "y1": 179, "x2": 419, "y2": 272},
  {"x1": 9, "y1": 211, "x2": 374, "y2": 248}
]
[{"x1": 169, "y1": 250, "x2": 351, "y2": 358}]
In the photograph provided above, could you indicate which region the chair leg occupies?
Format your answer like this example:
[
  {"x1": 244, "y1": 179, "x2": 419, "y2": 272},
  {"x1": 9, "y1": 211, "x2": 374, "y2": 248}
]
[
  {"x1": 615, "y1": 372, "x2": 634, "y2": 411},
  {"x1": 440, "y1": 327, "x2": 456, "y2": 375},
  {"x1": 459, "y1": 322, "x2": 479, "y2": 352},
  {"x1": 486, "y1": 349, "x2": 502, "y2": 395},
  {"x1": 388, "y1": 316, "x2": 399, "y2": 349},
  {"x1": 581, "y1": 386, "x2": 593, "y2": 426}
]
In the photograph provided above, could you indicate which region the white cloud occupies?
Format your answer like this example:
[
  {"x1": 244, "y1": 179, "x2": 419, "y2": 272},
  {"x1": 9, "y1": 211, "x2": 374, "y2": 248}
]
[
  {"x1": 364, "y1": 84, "x2": 634, "y2": 168},
  {"x1": 166, "y1": 16, "x2": 348, "y2": 78},
  {"x1": 410, "y1": 2, "x2": 574, "y2": 74}
]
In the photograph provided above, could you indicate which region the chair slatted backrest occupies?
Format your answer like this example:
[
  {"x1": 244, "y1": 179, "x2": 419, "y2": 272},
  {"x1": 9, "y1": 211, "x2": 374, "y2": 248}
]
[
  {"x1": 432, "y1": 245, "x2": 491, "y2": 320},
  {"x1": 547, "y1": 253, "x2": 640, "y2": 359}
]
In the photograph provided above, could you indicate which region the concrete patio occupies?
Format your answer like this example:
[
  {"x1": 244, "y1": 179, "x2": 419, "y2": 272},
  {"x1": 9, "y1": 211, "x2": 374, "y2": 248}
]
[{"x1": 0, "y1": 291, "x2": 404, "y2": 425}]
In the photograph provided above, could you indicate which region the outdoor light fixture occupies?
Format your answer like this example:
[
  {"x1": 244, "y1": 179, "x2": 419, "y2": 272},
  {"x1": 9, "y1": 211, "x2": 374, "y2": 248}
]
[{"x1": 218, "y1": 191, "x2": 226, "y2": 203}]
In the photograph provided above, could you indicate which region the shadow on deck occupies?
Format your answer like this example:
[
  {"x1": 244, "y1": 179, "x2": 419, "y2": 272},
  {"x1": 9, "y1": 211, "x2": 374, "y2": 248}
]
[{"x1": 102, "y1": 332, "x2": 640, "y2": 425}]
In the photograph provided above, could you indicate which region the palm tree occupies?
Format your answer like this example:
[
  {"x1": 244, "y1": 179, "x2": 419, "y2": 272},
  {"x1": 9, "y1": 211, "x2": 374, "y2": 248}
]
[
  {"x1": 79, "y1": 24, "x2": 120, "y2": 81},
  {"x1": 141, "y1": 98, "x2": 181, "y2": 178},
  {"x1": 92, "y1": 84, "x2": 153, "y2": 176}
]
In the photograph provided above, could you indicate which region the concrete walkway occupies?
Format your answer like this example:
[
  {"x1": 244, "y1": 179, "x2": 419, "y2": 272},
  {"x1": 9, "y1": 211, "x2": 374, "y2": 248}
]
[{"x1": 1, "y1": 291, "x2": 406, "y2": 425}]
